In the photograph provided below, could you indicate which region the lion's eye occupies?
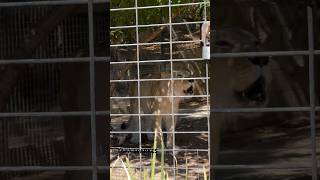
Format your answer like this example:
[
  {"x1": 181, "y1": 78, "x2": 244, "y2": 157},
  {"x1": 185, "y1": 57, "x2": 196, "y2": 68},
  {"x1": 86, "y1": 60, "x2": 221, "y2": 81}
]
[{"x1": 177, "y1": 74, "x2": 183, "y2": 78}]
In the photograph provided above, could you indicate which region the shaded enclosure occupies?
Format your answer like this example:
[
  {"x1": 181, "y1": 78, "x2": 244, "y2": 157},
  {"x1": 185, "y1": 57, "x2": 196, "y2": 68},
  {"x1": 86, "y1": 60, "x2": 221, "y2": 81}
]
[
  {"x1": 211, "y1": 0, "x2": 320, "y2": 180},
  {"x1": 0, "y1": 1, "x2": 109, "y2": 180}
]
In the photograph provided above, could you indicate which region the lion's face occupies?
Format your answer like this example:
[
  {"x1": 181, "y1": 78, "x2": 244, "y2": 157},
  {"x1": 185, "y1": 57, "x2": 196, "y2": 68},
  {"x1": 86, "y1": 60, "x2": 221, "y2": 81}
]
[
  {"x1": 212, "y1": 57, "x2": 272, "y2": 110},
  {"x1": 212, "y1": 28, "x2": 272, "y2": 109},
  {"x1": 229, "y1": 57, "x2": 271, "y2": 107},
  {"x1": 173, "y1": 76, "x2": 195, "y2": 97}
]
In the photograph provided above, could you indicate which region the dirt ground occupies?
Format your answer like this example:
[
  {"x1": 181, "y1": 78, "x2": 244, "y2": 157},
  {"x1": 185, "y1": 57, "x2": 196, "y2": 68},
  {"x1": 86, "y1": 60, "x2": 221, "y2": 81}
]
[
  {"x1": 111, "y1": 101, "x2": 320, "y2": 180},
  {"x1": 216, "y1": 116, "x2": 320, "y2": 180}
]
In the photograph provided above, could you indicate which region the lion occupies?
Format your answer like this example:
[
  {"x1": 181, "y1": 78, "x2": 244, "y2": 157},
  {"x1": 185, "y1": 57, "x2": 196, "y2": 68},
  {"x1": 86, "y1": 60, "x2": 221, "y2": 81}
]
[
  {"x1": 210, "y1": 29, "x2": 310, "y2": 180},
  {"x1": 120, "y1": 72, "x2": 195, "y2": 150},
  {"x1": 211, "y1": 28, "x2": 273, "y2": 165}
]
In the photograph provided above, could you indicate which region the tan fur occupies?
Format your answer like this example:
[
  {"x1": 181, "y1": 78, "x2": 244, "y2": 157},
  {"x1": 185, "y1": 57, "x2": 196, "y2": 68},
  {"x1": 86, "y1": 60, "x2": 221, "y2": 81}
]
[
  {"x1": 126, "y1": 72, "x2": 194, "y2": 149},
  {"x1": 211, "y1": 59, "x2": 273, "y2": 168}
]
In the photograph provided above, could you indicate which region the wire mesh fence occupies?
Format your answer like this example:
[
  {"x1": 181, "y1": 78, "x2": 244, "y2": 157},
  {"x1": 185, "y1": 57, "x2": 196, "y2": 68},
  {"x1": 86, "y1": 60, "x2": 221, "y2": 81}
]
[
  {"x1": 0, "y1": 0, "x2": 320, "y2": 180},
  {"x1": 110, "y1": 0, "x2": 211, "y2": 179},
  {"x1": 0, "y1": 1, "x2": 108, "y2": 180}
]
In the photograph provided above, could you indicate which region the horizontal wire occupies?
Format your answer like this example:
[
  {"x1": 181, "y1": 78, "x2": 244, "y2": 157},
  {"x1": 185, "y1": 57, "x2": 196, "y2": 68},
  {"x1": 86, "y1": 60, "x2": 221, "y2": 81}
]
[
  {"x1": 111, "y1": 40, "x2": 201, "y2": 47},
  {"x1": 111, "y1": 113, "x2": 209, "y2": 116},
  {"x1": 0, "y1": 57, "x2": 109, "y2": 64},
  {"x1": 107, "y1": 166, "x2": 208, "y2": 170},
  {"x1": 211, "y1": 50, "x2": 310, "y2": 58},
  {"x1": 111, "y1": 95, "x2": 209, "y2": 99},
  {"x1": 109, "y1": 50, "x2": 318, "y2": 63},
  {"x1": 110, "y1": 77, "x2": 210, "y2": 82},
  {"x1": 110, "y1": 2, "x2": 210, "y2": 11},
  {"x1": 2, "y1": 164, "x2": 309, "y2": 171},
  {"x1": 110, "y1": 58, "x2": 206, "y2": 64},
  {"x1": 0, "y1": 166, "x2": 94, "y2": 171},
  {"x1": 212, "y1": 165, "x2": 312, "y2": 170},
  {"x1": 0, "y1": 0, "x2": 108, "y2": 7},
  {"x1": 211, "y1": 107, "x2": 312, "y2": 113},
  {"x1": 0, "y1": 52, "x2": 311, "y2": 65},
  {"x1": 0, "y1": 107, "x2": 310, "y2": 118},
  {"x1": 110, "y1": 147, "x2": 208, "y2": 151},
  {"x1": 111, "y1": 21, "x2": 206, "y2": 29},
  {"x1": 0, "y1": 111, "x2": 110, "y2": 117},
  {"x1": 110, "y1": 131, "x2": 208, "y2": 134}
]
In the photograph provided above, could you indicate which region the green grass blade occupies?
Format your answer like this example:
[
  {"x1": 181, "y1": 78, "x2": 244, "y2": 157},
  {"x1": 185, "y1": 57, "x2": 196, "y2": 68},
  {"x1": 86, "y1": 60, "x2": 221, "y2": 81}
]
[
  {"x1": 185, "y1": 158, "x2": 188, "y2": 180},
  {"x1": 160, "y1": 138, "x2": 165, "y2": 180},
  {"x1": 203, "y1": 166, "x2": 207, "y2": 180},
  {"x1": 124, "y1": 157, "x2": 135, "y2": 180},
  {"x1": 173, "y1": 156, "x2": 178, "y2": 178},
  {"x1": 143, "y1": 168, "x2": 149, "y2": 180},
  {"x1": 150, "y1": 130, "x2": 158, "y2": 180},
  {"x1": 119, "y1": 157, "x2": 131, "y2": 180},
  {"x1": 110, "y1": 156, "x2": 122, "y2": 180}
]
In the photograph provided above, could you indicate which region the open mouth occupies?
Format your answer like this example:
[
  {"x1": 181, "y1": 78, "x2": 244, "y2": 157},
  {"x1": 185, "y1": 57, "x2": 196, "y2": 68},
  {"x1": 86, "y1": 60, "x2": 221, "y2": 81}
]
[
  {"x1": 183, "y1": 86, "x2": 194, "y2": 95},
  {"x1": 234, "y1": 76, "x2": 266, "y2": 106}
]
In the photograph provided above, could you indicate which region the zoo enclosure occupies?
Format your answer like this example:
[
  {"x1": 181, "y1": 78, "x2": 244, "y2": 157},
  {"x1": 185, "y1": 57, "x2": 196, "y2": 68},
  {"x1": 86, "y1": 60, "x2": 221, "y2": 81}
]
[
  {"x1": 0, "y1": 0, "x2": 109, "y2": 180},
  {"x1": 110, "y1": 0, "x2": 211, "y2": 179},
  {"x1": 210, "y1": 5, "x2": 319, "y2": 180}
]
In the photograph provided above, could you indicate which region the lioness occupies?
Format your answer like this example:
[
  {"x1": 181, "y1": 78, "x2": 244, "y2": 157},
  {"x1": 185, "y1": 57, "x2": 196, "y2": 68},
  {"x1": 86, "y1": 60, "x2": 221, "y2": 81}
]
[
  {"x1": 121, "y1": 72, "x2": 195, "y2": 149},
  {"x1": 211, "y1": 28, "x2": 273, "y2": 165}
]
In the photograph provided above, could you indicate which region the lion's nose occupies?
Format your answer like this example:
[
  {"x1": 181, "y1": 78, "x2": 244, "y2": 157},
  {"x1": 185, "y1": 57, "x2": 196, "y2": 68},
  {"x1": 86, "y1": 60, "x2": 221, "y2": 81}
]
[{"x1": 188, "y1": 79, "x2": 194, "y2": 83}]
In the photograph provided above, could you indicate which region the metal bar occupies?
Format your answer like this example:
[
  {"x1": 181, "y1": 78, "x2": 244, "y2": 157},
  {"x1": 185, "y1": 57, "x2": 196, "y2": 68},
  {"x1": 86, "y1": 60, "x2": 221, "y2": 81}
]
[
  {"x1": 0, "y1": 111, "x2": 110, "y2": 117},
  {"x1": 95, "y1": 56, "x2": 111, "y2": 62},
  {"x1": 0, "y1": 57, "x2": 89, "y2": 64},
  {"x1": 0, "y1": 0, "x2": 109, "y2": 7},
  {"x1": 107, "y1": 166, "x2": 209, "y2": 170},
  {"x1": 212, "y1": 165, "x2": 312, "y2": 170},
  {"x1": 307, "y1": 6, "x2": 318, "y2": 180},
  {"x1": 133, "y1": 0, "x2": 143, "y2": 176},
  {"x1": 88, "y1": 0, "x2": 97, "y2": 179},
  {"x1": 0, "y1": 111, "x2": 111, "y2": 118},
  {"x1": 110, "y1": 113, "x2": 208, "y2": 116},
  {"x1": 110, "y1": 48, "x2": 320, "y2": 63},
  {"x1": 110, "y1": 131, "x2": 209, "y2": 134},
  {"x1": 211, "y1": 50, "x2": 309, "y2": 58},
  {"x1": 0, "y1": 57, "x2": 110, "y2": 64},
  {"x1": 110, "y1": 77, "x2": 210, "y2": 83},
  {"x1": 110, "y1": 40, "x2": 201, "y2": 47},
  {"x1": 0, "y1": 166, "x2": 94, "y2": 171},
  {"x1": 110, "y1": 95, "x2": 209, "y2": 99},
  {"x1": 110, "y1": 113, "x2": 205, "y2": 117},
  {"x1": 110, "y1": 21, "x2": 207, "y2": 29},
  {"x1": 110, "y1": 58, "x2": 206, "y2": 64},
  {"x1": 105, "y1": 164, "x2": 311, "y2": 170},
  {"x1": 96, "y1": 165, "x2": 311, "y2": 171},
  {"x1": 211, "y1": 107, "x2": 311, "y2": 113},
  {"x1": 110, "y1": 147, "x2": 209, "y2": 151},
  {"x1": 110, "y1": 105, "x2": 317, "y2": 115},
  {"x1": 110, "y1": 2, "x2": 210, "y2": 11}
]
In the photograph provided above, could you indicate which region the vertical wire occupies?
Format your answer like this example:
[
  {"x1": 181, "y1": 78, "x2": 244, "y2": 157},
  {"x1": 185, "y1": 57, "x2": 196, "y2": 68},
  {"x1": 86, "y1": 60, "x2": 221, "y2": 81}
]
[
  {"x1": 307, "y1": 6, "x2": 318, "y2": 180},
  {"x1": 88, "y1": 0, "x2": 97, "y2": 179},
  {"x1": 168, "y1": 0, "x2": 176, "y2": 178},
  {"x1": 204, "y1": 0, "x2": 210, "y2": 178},
  {"x1": 134, "y1": 0, "x2": 142, "y2": 178}
]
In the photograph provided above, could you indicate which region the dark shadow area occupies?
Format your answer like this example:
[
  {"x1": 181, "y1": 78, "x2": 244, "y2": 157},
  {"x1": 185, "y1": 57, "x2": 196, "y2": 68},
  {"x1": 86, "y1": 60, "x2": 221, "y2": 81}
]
[{"x1": 0, "y1": 1, "x2": 109, "y2": 180}]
